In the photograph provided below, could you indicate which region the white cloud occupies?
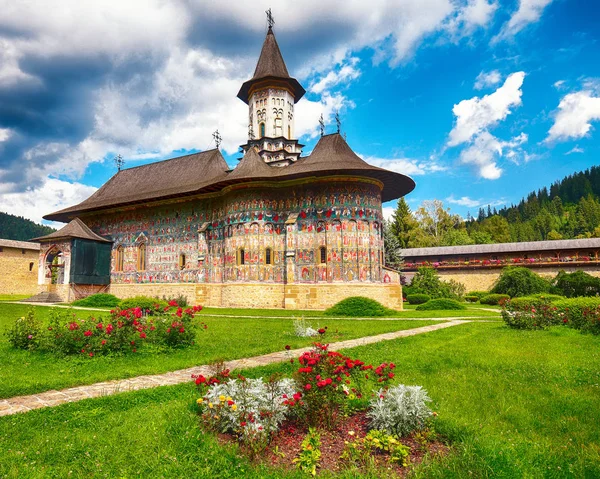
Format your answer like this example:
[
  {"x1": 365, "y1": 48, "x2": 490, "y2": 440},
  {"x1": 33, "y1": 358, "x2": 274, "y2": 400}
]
[
  {"x1": 0, "y1": 129, "x2": 11, "y2": 142},
  {"x1": 310, "y1": 58, "x2": 361, "y2": 94},
  {"x1": 474, "y1": 70, "x2": 502, "y2": 90},
  {"x1": 459, "y1": 131, "x2": 527, "y2": 179},
  {"x1": 361, "y1": 155, "x2": 446, "y2": 176},
  {"x1": 0, "y1": 178, "x2": 98, "y2": 226},
  {"x1": 553, "y1": 80, "x2": 566, "y2": 89},
  {"x1": 446, "y1": 195, "x2": 481, "y2": 207},
  {"x1": 382, "y1": 206, "x2": 395, "y2": 221},
  {"x1": 546, "y1": 90, "x2": 600, "y2": 142},
  {"x1": 447, "y1": 0, "x2": 498, "y2": 36},
  {"x1": 566, "y1": 145, "x2": 584, "y2": 155},
  {"x1": 493, "y1": 0, "x2": 554, "y2": 42},
  {"x1": 448, "y1": 71, "x2": 525, "y2": 146}
]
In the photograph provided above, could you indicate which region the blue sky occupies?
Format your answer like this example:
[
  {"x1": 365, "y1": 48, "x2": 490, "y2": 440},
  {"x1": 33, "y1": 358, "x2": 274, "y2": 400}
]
[{"x1": 0, "y1": 0, "x2": 599, "y2": 225}]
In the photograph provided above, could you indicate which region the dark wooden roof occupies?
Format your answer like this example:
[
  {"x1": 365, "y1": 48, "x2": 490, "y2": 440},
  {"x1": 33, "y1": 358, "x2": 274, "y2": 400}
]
[
  {"x1": 400, "y1": 238, "x2": 600, "y2": 258},
  {"x1": 237, "y1": 27, "x2": 305, "y2": 104},
  {"x1": 32, "y1": 218, "x2": 112, "y2": 243},
  {"x1": 44, "y1": 134, "x2": 416, "y2": 222}
]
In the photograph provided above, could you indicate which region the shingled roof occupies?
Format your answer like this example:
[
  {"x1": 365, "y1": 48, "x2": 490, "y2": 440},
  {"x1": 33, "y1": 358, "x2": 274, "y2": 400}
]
[
  {"x1": 44, "y1": 134, "x2": 415, "y2": 222},
  {"x1": 0, "y1": 238, "x2": 40, "y2": 250},
  {"x1": 237, "y1": 27, "x2": 305, "y2": 104},
  {"x1": 31, "y1": 218, "x2": 111, "y2": 243}
]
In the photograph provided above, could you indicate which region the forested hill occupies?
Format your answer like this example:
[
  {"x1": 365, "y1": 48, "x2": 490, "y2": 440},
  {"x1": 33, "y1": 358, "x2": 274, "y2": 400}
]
[
  {"x1": 0, "y1": 212, "x2": 56, "y2": 241},
  {"x1": 388, "y1": 165, "x2": 600, "y2": 250}
]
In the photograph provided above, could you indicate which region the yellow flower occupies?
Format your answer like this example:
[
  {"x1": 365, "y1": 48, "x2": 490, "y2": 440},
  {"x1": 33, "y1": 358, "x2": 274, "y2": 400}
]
[
  {"x1": 196, "y1": 398, "x2": 204, "y2": 404},
  {"x1": 226, "y1": 396, "x2": 232, "y2": 401},
  {"x1": 231, "y1": 404, "x2": 237, "y2": 411},
  {"x1": 219, "y1": 395, "x2": 226, "y2": 402},
  {"x1": 348, "y1": 431, "x2": 355, "y2": 436},
  {"x1": 208, "y1": 402, "x2": 213, "y2": 409}
]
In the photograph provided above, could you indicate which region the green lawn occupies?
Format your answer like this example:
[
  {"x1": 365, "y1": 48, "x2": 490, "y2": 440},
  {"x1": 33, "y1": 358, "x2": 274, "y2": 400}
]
[
  {"x1": 0, "y1": 294, "x2": 30, "y2": 302},
  {"x1": 0, "y1": 303, "x2": 442, "y2": 398},
  {"x1": 0, "y1": 322, "x2": 597, "y2": 478}
]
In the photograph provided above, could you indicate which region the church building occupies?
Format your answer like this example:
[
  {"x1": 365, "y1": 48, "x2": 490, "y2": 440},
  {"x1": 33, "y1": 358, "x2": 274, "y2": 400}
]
[{"x1": 33, "y1": 22, "x2": 415, "y2": 309}]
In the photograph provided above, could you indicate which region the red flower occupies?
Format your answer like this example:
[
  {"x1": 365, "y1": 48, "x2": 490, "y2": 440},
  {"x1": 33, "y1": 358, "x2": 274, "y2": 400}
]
[
  {"x1": 96, "y1": 323, "x2": 103, "y2": 330},
  {"x1": 388, "y1": 372, "x2": 395, "y2": 379},
  {"x1": 139, "y1": 332, "x2": 147, "y2": 339},
  {"x1": 130, "y1": 341, "x2": 135, "y2": 346},
  {"x1": 285, "y1": 345, "x2": 291, "y2": 350},
  {"x1": 318, "y1": 328, "x2": 326, "y2": 335},
  {"x1": 106, "y1": 324, "x2": 114, "y2": 334},
  {"x1": 101, "y1": 340, "x2": 107, "y2": 346},
  {"x1": 89, "y1": 352, "x2": 94, "y2": 357},
  {"x1": 195, "y1": 375, "x2": 207, "y2": 385},
  {"x1": 240, "y1": 421, "x2": 247, "y2": 427},
  {"x1": 305, "y1": 384, "x2": 312, "y2": 390},
  {"x1": 166, "y1": 328, "x2": 171, "y2": 333},
  {"x1": 176, "y1": 307, "x2": 183, "y2": 318},
  {"x1": 179, "y1": 327, "x2": 185, "y2": 333},
  {"x1": 84, "y1": 330, "x2": 93, "y2": 337},
  {"x1": 168, "y1": 300, "x2": 178, "y2": 307},
  {"x1": 293, "y1": 392, "x2": 302, "y2": 401}
]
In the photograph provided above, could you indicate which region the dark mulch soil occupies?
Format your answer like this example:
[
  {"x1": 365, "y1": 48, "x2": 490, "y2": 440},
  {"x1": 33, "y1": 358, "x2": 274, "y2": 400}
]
[{"x1": 220, "y1": 412, "x2": 448, "y2": 477}]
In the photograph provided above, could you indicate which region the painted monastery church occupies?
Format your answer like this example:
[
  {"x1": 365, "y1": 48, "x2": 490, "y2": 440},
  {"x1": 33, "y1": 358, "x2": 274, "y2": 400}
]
[{"x1": 32, "y1": 24, "x2": 415, "y2": 309}]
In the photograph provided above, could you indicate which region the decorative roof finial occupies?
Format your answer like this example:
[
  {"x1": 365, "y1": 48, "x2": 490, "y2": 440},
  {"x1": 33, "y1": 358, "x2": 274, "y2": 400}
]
[
  {"x1": 335, "y1": 110, "x2": 341, "y2": 134},
  {"x1": 113, "y1": 154, "x2": 125, "y2": 172},
  {"x1": 319, "y1": 114, "x2": 325, "y2": 137},
  {"x1": 213, "y1": 130, "x2": 222, "y2": 149},
  {"x1": 266, "y1": 8, "x2": 275, "y2": 30}
]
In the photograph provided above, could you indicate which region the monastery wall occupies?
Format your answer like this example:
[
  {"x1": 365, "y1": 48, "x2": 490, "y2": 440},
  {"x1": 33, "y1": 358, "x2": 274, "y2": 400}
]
[
  {"x1": 437, "y1": 265, "x2": 600, "y2": 292},
  {"x1": 0, "y1": 247, "x2": 39, "y2": 296}
]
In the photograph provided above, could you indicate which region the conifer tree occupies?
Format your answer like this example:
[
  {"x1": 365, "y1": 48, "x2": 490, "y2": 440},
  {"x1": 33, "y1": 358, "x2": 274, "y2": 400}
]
[{"x1": 389, "y1": 198, "x2": 420, "y2": 248}]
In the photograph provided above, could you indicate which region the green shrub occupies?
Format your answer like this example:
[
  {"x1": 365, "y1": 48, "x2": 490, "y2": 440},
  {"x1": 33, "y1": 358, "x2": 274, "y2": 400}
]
[
  {"x1": 6, "y1": 309, "x2": 41, "y2": 350},
  {"x1": 324, "y1": 296, "x2": 395, "y2": 317},
  {"x1": 552, "y1": 270, "x2": 600, "y2": 297},
  {"x1": 491, "y1": 267, "x2": 550, "y2": 297},
  {"x1": 162, "y1": 293, "x2": 189, "y2": 307},
  {"x1": 501, "y1": 299, "x2": 558, "y2": 330},
  {"x1": 553, "y1": 297, "x2": 600, "y2": 332},
  {"x1": 480, "y1": 294, "x2": 511, "y2": 305},
  {"x1": 464, "y1": 295, "x2": 479, "y2": 303},
  {"x1": 529, "y1": 293, "x2": 564, "y2": 302},
  {"x1": 466, "y1": 291, "x2": 489, "y2": 300},
  {"x1": 406, "y1": 293, "x2": 430, "y2": 305},
  {"x1": 72, "y1": 293, "x2": 120, "y2": 307},
  {"x1": 416, "y1": 299, "x2": 466, "y2": 311},
  {"x1": 118, "y1": 296, "x2": 168, "y2": 312},
  {"x1": 508, "y1": 296, "x2": 544, "y2": 310},
  {"x1": 410, "y1": 267, "x2": 465, "y2": 300}
]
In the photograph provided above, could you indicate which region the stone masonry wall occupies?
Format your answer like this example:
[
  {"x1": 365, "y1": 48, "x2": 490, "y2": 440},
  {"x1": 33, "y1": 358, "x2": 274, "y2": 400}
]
[{"x1": 0, "y1": 247, "x2": 39, "y2": 295}]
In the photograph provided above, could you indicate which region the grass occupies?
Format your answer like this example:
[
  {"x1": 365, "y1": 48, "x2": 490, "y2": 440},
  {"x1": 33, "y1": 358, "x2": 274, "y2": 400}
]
[
  {"x1": 0, "y1": 322, "x2": 598, "y2": 477},
  {"x1": 0, "y1": 294, "x2": 30, "y2": 301},
  {"x1": 0, "y1": 303, "x2": 442, "y2": 398}
]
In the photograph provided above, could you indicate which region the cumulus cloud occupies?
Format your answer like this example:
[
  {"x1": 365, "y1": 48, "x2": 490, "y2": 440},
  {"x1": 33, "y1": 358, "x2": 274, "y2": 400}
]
[
  {"x1": 309, "y1": 57, "x2": 361, "y2": 94},
  {"x1": 493, "y1": 0, "x2": 554, "y2": 42},
  {"x1": 447, "y1": 0, "x2": 498, "y2": 36},
  {"x1": 474, "y1": 70, "x2": 502, "y2": 90},
  {"x1": 448, "y1": 71, "x2": 525, "y2": 146},
  {"x1": 459, "y1": 131, "x2": 527, "y2": 179},
  {"x1": 0, "y1": 178, "x2": 98, "y2": 226},
  {"x1": 566, "y1": 145, "x2": 584, "y2": 155},
  {"x1": 361, "y1": 155, "x2": 446, "y2": 176},
  {"x1": 446, "y1": 195, "x2": 481, "y2": 207},
  {"x1": 546, "y1": 90, "x2": 600, "y2": 143}
]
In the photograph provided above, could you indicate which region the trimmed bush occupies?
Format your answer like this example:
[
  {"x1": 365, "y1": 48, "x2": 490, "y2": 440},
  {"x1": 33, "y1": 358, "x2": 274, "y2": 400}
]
[
  {"x1": 72, "y1": 293, "x2": 120, "y2": 307},
  {"x1": 529, "y1": 293, "x2": 564, "y2": 302},
  {"x1": 324, "y1": 297, "x2": 395, "y2": 317},
  {"x1": 416, "y1": 299, "x2": 466, "y2": 311},
  {"x1": 466, "y1": 291, "x2": 489, "y2": 300},
  {"x1": 491, "y1": 267, "x2": 550, "y2": 297},
  {"x1": 552, "y1": 270, "x2": 600, "y2": 298},
  {"x1": 118, "y1": 296, "x2": 169, "y2": 312},
  {"x1": 464, "y1": 295, "x2": 479, "y2": 303},
  {"x1": 409, "y1": 267, "x2": 465, "y2": 300},
  {"x1": 508, "y1": 296, "x2": 546, "y2": 310},
  {"x1": 406, "y1": 294, "x2": 430, "y2": 305},
  {"x1": 480, "y1": 294, "x2": 510, "y2": 305}
]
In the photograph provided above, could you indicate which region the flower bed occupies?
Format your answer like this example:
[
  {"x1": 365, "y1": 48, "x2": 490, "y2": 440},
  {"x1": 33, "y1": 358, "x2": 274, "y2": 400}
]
[
  {"x1": 7, "y1": 301, "x2": 206, "y2": 356},
  {"x1": 194, "y1": 344, "x2": 444, "y2": 475}
]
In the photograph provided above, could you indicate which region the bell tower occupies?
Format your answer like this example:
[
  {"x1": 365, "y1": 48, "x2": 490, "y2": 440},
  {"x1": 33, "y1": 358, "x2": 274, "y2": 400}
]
[{"x1": 237, "y1": 11, "x2": 305, "y2": 167}]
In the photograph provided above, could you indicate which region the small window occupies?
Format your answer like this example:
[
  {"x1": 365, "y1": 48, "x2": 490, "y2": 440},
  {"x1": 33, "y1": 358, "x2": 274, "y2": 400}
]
[
  {"x1": 0, "y1": 247, "x2": 3, "y2": 253},
  {"x1": 179, "y1": 253, "x2": 186, "y2": 270},
  {"x1": 265, "y1": 247, "x2": 272, "y2": 265},
  {"x1": 29, "y1": 262, "x2": 34, "y2": 271},
  {"x1": 22, "y1": 249, "x2": 26, "y2": 254},
  {"x1": 319, "y1": 246, "x2": 327, "y2": 264},
  {"x1": 238, "y1": 248, "x2": 245, "y2": 265},
  {"x1": 259, "y1": 122, "x2": 265, "y2": 138},
  {"x1": 137, "y1": 243, "x2": 146, "y2": 271},
  {"x1": 288, "y1": 125, "x2": 291, "y2": 139},
  {"x1": 115, "y1": 246, "x2": 124, "y2": 272}
]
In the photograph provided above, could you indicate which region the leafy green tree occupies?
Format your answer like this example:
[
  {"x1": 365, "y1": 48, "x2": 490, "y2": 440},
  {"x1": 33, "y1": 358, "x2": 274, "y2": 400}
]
[
  {"x1": 480, "y1": 215, "x2": 511, "y2": 243},
  {"x1": 389, "y1": 198, "x2": 420, "y2": 248},
  {"x1": 382, "y1": 220, "x2": 403, "y2": 269},
  {"x1": 440, "y1": 229, "x2": 474, "y2": 246},
  {"x1": 414, "y1": 200, "x2": 461, "y2": 245},
  {"x1": 491, "y1": 267, "x2": 551, "y2": 297}
]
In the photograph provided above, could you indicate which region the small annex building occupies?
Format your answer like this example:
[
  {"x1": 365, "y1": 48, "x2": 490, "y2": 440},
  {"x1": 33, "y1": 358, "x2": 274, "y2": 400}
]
[
  {"x1": 0, "y1": 239, "x2": 40, "y2": 296},
  {"x1": 400, "y1": 238, "x2": 600, "y2": 291},
  {"x1": 34, "y1": 23, "x2": 415, "y2": 309}
]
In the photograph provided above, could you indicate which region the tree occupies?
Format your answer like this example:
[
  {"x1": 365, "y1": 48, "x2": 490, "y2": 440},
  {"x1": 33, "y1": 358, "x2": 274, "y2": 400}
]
[
  {"x1": 382, "y1": 220, "x2": 403, "y2": 269},
  {"x1": 389, "y1": 198, "x2": 420, "y2": 248},
  {"x1": 414, "y1": 200, "x2": 461, "y2": 245},
  {"x1": 480, "y1": 215, "x2": 511, "y2": 243},
  {"x1": 440, "y1": 229, "x2": 474, "y2": 246}
]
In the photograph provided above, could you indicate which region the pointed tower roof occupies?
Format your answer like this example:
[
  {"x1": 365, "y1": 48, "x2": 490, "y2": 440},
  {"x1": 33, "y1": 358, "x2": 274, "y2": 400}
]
[
  {"x1": 227, "y1": 147, "x2": 274, "y2": 180},
  {"x1": 31, "y1": 218, "x2": 111, "y2": 243},
  {"x1": 237, "y1": 27, "x2": 305, "y2": 104}
]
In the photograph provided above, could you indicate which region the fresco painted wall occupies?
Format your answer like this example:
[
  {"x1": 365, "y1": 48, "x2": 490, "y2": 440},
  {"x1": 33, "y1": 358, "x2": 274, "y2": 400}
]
[{"x1": 84, "y1": 178, "x2": 386, "y2": 285}]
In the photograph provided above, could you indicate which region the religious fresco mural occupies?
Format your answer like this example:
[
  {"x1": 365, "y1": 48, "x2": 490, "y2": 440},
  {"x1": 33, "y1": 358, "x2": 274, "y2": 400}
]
[{"x1": 85, "y1": 179, "x2": 385, "y2": 285}]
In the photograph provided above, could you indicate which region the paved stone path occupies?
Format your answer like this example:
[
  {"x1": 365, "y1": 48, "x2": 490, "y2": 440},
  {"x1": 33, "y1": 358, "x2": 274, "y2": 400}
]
[{"x1": 0, "y1": 320, "x2": 469, "y2": 418}]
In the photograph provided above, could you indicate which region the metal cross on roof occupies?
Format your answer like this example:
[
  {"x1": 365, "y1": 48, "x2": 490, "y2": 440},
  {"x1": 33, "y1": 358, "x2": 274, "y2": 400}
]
[
  {"x1": 213, "y1": 130, "x2": 222, "y2": 149},
  {"x1": 266, "y1": 8, "x2": 275, "y2": 29},
  {"x1": 335, "y1": 110, "x2": 341, "y2": 133},
  {"x1": 114, "y1": 154, "x2": 125, "y2": 172},
  {"x1": 319, "y1": 114, "x2": 325, "y2": 137}
]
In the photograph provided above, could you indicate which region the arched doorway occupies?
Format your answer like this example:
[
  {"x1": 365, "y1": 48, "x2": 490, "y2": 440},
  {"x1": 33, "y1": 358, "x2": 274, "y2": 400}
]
[{"x1": 45, "y1": 247, "x2": 65, "y2": 284}]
